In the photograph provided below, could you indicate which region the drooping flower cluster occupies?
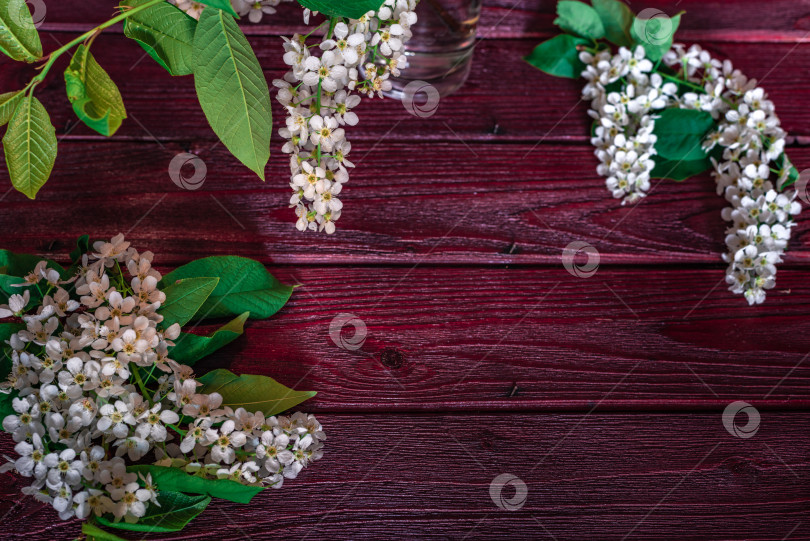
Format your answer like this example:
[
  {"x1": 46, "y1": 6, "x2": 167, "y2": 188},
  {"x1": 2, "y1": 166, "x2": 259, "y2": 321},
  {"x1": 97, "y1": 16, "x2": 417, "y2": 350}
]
[
  {"x1": 580, "y1": 45, "x2": 678, "y2": 204},
  {"x1": 663, "y1": 44, "x2": 801, "y2": 305},
  {"x1": 0, "y1": 235, "x2": 325, "y2": 524},
  {"x1": 579, "y1": 43, "x2": 802, "y2": 304},
  {"x1": 275, "y1": 2, "x2": 418, "y2": 233},
  {"x1": 171, "y1": 0, "x2": 294, "y2": 21}
]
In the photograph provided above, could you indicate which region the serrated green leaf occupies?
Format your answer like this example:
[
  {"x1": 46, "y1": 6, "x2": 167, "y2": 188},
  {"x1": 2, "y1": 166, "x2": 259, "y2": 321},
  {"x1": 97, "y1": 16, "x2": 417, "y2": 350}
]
[
  {"x1": 160, "y1": 256, "x2": 293, "y2": 320},
  {"x1": 592, "y1": 0, "x2": 634, "y2": 47},
  {"x1": 197, "y1": 368, "x2": 316, "y2": 416},
  {"x1": 553, "y1": 1, "x2": 605, "y2": 40},
  {"x1": 296, "y1": 0, "x2": 385, "y2": 18},
  {"x1": 194, "y1": 0, "x2": 239, "y2": 17},
  {"x1": 0, "y1": 90, "x2": 23, "y2": 126},
  {"x1": 650, "y1": 155, "x2": 711, "y2": 181},
  {"x1": 121, "y1": 0, "x2": 197, "y2": 76},
  {"x1": 82, "y1": 522, "x2": 129, "y2": 541},
  {"x1": 653, "y1": 108, "x2": 715, "y2": 161},
  {"x1": 159, "y1": 276, "x2": 219, "y2": 329},
  {"x1": 524, "y1": 34, "x2": 589, "y2": 79},
  {"x1": 0, "y1": 0, "x2": 42, "y2": 61},
  {"x1": 128, "y1": 465, "x2": 263, "y2": 504},
  {"x1": 64, "y1": 44, "x2": 127, "y2": 137},
  {"x1": 96, "y1": 491, "x2": 210, "y2": 533},
  {"x1": 192, "y1": 7, "x2": 272, "y2": 179},
  {"x1": 2, "y1": 95, "x2": 56, "y2": 199},
  {"x1": 631, "y1": 12, "x2": 682, "y2": 62},
  {"x1": 169, "y1": 311, "x2": 248, "y2": 365}
]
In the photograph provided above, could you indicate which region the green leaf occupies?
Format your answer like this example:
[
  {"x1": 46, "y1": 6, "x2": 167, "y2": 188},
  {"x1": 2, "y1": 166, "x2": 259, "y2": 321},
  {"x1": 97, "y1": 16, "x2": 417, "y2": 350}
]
[
  {"x1": 169, "y1": 311, "x2": 248, "y2": 365},
  {"x1": 128, "y1": 465, "x2": 263, "y2": 504},
  {"x1": 159, "y1": 277, "x2": 219, "y2": 329},
  {"x1": 0, "y1": 323, "x2": 24, "y2": 380},
  {"x1": 160, "y1": 256, "x2": 293, "y2": 320},
  {"x1": 197, "y1": 368, "x2": 316, "y2": 416},
  {"x1": 194, "y1": 0, "x2": 239, "y2": 17},
  {"x1": 0, "y1": 90, "x2": 23, "y2": 126},
  {"x1": 296, "y1": 0, "x2": 385, "y2": 18},
  {"x1": 651, "y1": 155, "x2": 711, "y2": 181},
  {"x1": 631, "y1": 12, "x2": 682, "y2": 62},
  {"x1": 0, "y1": 389, "x2": 18, "y2": 431},
  {"x1": 653, "y1": 108, "x2": 715, "y2": 161},
  {"x1": 0, "y1": 0, "x2": 42, "y2": 61},
  {"x1": 82, "y1": 522, "x2": 129, "y2": 541},
  {"x1": 96, "y1": 491, "x2": 210, "y2": 533},
  {"x1": 121, "y1": 0, "x2": 197, "y2": 76},
  {"x1": 553, "y1": 0, "x2": 605, "y2": 40},
  {"x1": 0, "y1": 248, "x2": 66, "y2": 277},
  {"x1": 2, "y1": 95, "x2": 57, "y2": 199},
  {"x1": 68, "y1": 234, "x2": 90, "y2": 263},
  {"x1": 592, "y1": 0, "x2": 634, "y2": 47},
  {"x1": 524, "y1": 34, "x2": 589, "y2": 79},
  {"x1": 64, "y1": 44, "x2": 127, "y2": 137},
  {"x1": 774, "y1": 153, "x2": 800, "y2": 190},
  {"x1": 193, "y1": 8, "x2": 272, "y2": 179}
]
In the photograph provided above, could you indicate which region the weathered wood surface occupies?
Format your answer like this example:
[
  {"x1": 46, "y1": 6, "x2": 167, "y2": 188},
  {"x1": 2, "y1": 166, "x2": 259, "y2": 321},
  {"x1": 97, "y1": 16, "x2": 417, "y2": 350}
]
[{"x1": 0, "y1": 0, "x2": 809, "y2": 539}]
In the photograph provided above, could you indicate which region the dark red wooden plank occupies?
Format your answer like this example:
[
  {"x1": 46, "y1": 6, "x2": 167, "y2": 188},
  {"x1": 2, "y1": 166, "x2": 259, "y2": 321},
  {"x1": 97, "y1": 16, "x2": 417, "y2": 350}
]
[
  {"x1": 34, "y1": 0, "x2": 810, "y2": 41},
  {"x1": 1, "y1": 266, "x2": 804, "y2": 411},
  {"x1": 3, "y1": 37, "x2": 810, "y2": 144},
  {"x1": 0, "y1": 142, "x2": 807, "y2": 266},
  {"x1": 2, "y1": 412, "x2": 809, "y2": 540}
]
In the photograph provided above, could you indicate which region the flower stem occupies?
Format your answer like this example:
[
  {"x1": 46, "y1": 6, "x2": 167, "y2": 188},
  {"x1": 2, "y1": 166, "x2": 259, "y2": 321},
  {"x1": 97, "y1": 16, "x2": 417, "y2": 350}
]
[{"x1": 31, "y1": 0, "x2": 164, "y2": 85}]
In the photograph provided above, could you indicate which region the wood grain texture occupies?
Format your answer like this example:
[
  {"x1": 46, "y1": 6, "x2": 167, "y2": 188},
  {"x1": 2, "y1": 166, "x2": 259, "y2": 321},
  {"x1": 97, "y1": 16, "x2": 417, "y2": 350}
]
[
  {"x1": 34, "y1": 0, "x2": 810, "y2": 41},
  {"x1": 2, "y1": 413, "x2": 809, "y2": 540},
  {"x1": 0, "y1": 1, "x2": 809, "y2": 539},
  {"x1": 3, "y1": 37, "x2": 810, "y2": 146},
  {"x1": 0, "y1": 142, "x2": 806, "y2": 266},
  {"x1": 160, "y1": 266, "x2": 810, "y2": 411}
]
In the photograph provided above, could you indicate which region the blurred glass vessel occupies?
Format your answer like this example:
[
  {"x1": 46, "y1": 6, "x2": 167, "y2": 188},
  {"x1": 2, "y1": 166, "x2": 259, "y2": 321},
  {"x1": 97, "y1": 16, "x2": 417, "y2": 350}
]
[{"x1": 387, "y1": 0, "x2": 482, "y2": 98}]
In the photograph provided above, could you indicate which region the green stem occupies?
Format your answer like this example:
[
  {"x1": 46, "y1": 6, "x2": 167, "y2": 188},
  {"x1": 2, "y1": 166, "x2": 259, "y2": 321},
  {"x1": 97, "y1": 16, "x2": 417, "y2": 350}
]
[
  {"x1": 31, "y1": 0, "x2": 164, "y2": 84},
  {"x1": 168, "y1": 423, "x2": 187, "y2": 437},
  {"x1": 132, "y1": 366, "x2": 152, "y2": 405},
  {"x1": 656, "y1": 70, "x2": 705, "y2": 93}
]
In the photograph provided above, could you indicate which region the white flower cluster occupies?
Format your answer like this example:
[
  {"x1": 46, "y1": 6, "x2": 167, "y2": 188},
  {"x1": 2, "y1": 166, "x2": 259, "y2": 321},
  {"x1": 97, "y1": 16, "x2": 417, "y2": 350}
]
[
  {"x1": 0, "y1": 235, "x2": 325, "y2": 524},
  {"x1": 172, "y1": 0, "x2": 294, "y2": 21},
  {"x1": 274, "y1": 2, "x2": 418, "y2": 233},
  {"x1": 579, "y1": 43, "x2": 802, "y2": 304},
  {"x1": 662, "y1": 44, "x2": 802, "y2": 305},
  {"x1": 580, "y1": 45, "x2": 678, "y2": 204}
]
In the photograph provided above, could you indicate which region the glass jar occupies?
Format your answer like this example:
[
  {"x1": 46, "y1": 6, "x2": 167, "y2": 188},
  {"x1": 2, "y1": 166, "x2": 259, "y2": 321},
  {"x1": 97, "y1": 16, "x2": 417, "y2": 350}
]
[{"x1": 387, "y1": 0, "x2": 482, "y2": 98}]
